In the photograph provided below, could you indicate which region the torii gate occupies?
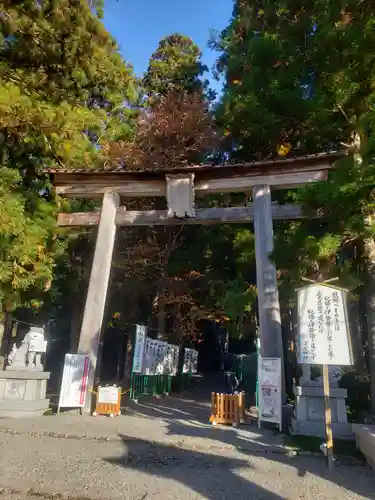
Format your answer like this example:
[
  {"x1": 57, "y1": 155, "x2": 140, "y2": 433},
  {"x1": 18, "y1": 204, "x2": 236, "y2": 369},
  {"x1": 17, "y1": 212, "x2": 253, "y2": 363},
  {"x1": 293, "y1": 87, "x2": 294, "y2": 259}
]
[{"x1": 50, "y1": 150, "x2": 344, "y2": 411}]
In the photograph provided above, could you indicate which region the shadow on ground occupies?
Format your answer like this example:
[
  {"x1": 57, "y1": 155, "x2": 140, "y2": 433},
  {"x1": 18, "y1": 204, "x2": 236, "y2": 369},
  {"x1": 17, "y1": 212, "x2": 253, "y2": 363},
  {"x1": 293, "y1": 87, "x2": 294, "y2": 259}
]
[
  {"x1": 119, "y1": 376, "x2": 375, "y2": 500},
  {"x1": 105, "y1": 434, "x2": 283, "y2": 500}
]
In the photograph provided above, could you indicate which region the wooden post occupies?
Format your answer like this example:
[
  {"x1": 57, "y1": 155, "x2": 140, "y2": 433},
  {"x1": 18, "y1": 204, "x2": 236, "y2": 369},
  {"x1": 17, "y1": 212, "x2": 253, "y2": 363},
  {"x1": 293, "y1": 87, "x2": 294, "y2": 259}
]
[
  {"x1": 253, "y1": 185, "x2": 283, "y2": 361},
  {"x1": 323, "y1": 363, "x2": 334, "y2": 469},
  {"x1": 77, "y1": 191, "x2": 120, "y2": 413}
]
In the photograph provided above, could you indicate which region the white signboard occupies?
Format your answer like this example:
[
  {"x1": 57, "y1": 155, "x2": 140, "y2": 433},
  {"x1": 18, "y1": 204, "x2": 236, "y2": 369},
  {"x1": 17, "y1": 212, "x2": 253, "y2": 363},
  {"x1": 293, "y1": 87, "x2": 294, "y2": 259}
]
[
  {"x1": 132, "y1": 324, "x2": 147, "y2": 373},
  {"x1": 58, "y1": 354, "x2": 89, "y2": 408},
  {"x1": 258, "y1": 357, "x2": 282, "y2": 431},
  {"x1": 183, "y1": 348, "x2": 198, "y2": 374},
  {"x1": 297, "y1": 284, "x2": 352, "y2": 366},
  {"x1": 143, "y1": 340, "x2": 180, "y2": 375},
  {"x1": 98, "y1": 386, "x2": 119, "y2": 404},
  {"x1": 165, "y1": 344, "x2": 179, "y2": 375}
]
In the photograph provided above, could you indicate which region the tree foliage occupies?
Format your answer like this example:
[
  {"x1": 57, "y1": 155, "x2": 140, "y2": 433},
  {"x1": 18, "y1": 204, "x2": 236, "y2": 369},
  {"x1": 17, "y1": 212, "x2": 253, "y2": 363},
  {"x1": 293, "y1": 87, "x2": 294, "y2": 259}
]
[
  {"x1": 143, "y1": 34, "x2": 211, "y2": 101},
  {"x1": 213, "y1": 0, "x2": 375, "y2": 280},
  {"x1": 106, "y1": 90, "x2": 217, "y2": 170},
  {"x1": 214, "y1": 0, "x2": 375, "y2": 405},
  {"x1": 0, "y1": 0, "x2": 137, "y2": 314}
]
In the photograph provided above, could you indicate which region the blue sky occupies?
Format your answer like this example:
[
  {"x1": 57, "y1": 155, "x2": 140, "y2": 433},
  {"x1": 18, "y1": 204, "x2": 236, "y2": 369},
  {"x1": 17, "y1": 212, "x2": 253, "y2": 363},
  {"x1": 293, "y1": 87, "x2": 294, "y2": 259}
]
[{"x1": 104, "y1": 0, "x2": 233, "y2": 94}]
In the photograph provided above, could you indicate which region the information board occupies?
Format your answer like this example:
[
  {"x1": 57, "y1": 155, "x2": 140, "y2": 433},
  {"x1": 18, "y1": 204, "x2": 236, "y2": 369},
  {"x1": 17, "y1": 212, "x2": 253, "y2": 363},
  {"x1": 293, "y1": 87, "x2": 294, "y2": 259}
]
[
  {"x1": 257, "y1": 356, "x2": 282, "y2": 431},
  {"x1": 297, "y1": 284, "x2": 352, "y2": 365},
  {"x1": 58, "y1": 354, "x2": 89, "y2": 409},
  {"x1": 97, "y1": 386, "x2": 119, "y2": 404}
]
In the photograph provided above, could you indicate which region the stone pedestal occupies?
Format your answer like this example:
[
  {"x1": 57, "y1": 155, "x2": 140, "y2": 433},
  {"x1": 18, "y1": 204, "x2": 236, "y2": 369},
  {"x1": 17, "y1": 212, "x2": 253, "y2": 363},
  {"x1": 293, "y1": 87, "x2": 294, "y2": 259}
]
[
  {"x1": 0, "y1": 370, "x2": 50, "y2": 418},
  {"x1": 353, "y1": 424, "x2": 375, "y2": 470},
  {"x1": 290, "y1": 385, "x2": 353, "y2": 439}
]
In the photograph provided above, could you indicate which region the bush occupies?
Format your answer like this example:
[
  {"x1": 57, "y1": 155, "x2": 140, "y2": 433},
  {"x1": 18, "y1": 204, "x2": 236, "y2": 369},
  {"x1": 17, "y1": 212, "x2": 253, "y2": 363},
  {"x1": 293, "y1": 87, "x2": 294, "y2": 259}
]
[{"x1": 339, "y1": 368, "x2": 371, "y2": 422}]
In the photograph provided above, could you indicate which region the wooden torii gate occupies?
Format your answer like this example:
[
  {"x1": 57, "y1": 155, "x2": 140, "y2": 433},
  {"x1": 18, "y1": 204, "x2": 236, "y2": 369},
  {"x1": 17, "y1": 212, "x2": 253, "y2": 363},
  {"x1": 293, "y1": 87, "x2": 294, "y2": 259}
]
[{"x1": 50, "y1": 150, "x2": 344, "y2": 411}]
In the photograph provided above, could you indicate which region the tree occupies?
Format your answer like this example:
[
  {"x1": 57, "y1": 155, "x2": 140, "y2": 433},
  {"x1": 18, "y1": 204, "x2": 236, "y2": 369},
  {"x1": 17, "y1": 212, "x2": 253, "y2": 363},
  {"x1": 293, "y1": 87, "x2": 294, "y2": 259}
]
[
  {"x1": 104, "y1": 88, "x2": 218, "y2": 340},
  {"x1": 0, "y1": 0, "x2": 138, "y2": 320},
  {"x1": 102, "y1": 31, "x2": 219, "y2": 343},
  {"x1": 214, "y1": 0, "x2": 375, "y2": 408},
  {"x1": 143, "y1": 34, "x2": 213, "y2": 102},
  {"x1": 106, "y1": 90, "x2": 217, "y2": 169}
]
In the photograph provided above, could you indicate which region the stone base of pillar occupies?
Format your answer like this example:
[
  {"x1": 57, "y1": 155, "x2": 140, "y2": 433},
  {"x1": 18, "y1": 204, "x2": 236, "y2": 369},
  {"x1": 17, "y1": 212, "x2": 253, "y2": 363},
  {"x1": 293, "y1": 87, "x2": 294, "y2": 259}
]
[
  {"x1": 290, "y1": 385, "x2": 354, "y2": 439},
  {"x1": 353, "y1": 424, "x2": 375, "y2": 470},
  {"x1": 0, "y1": 370, "x2": 50, "y2": 418}
]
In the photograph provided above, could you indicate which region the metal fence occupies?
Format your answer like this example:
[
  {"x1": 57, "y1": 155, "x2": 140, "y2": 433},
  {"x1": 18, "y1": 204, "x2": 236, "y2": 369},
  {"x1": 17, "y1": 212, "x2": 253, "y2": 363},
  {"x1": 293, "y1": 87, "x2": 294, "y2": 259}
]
[{"x1": 129, "y1": 372, "x2": 193, "y2": 401}]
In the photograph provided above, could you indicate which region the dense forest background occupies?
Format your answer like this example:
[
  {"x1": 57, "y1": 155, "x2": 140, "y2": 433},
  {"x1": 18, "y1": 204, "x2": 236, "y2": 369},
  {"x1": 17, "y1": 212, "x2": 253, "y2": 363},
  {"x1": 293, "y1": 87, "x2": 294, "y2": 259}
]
[{"x1": 0, "y1": 0, "x2": 375, "y2": 418}]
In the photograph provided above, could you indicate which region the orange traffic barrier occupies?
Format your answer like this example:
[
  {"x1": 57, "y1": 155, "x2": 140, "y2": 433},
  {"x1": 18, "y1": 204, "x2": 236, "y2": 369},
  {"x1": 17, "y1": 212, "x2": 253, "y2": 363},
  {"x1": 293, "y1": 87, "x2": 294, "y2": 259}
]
[
  {"x1": 209, "y1": 392, "x2": 245, "y2": 426},
  {"x1": 92, "y1": 385, "x2": 128, "y2": 417}
]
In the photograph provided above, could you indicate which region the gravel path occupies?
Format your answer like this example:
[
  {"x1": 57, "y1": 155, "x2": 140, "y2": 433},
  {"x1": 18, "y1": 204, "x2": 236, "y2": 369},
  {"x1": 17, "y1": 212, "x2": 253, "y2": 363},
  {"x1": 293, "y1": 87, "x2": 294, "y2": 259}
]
[{"x1": 0, "y1": 431, "x2": 374, "y2": 500}]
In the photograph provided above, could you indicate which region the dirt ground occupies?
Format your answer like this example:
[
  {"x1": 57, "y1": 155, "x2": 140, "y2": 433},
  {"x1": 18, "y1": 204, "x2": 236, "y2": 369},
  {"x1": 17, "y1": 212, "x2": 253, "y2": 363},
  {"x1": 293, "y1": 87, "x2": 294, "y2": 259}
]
[{"x1": 0, "y1": 386, "x2": 374, "y2": 500}]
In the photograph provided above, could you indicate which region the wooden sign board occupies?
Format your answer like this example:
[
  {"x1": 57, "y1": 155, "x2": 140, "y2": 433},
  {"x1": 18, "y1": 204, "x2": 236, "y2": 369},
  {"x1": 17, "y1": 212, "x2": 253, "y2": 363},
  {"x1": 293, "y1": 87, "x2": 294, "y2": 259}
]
[
  {"x1": 296, "y1": 282, "x2": 353, "y2": 469},
  {"x1": 297, "y1": 284, "x2": 352, "y2": 366}
]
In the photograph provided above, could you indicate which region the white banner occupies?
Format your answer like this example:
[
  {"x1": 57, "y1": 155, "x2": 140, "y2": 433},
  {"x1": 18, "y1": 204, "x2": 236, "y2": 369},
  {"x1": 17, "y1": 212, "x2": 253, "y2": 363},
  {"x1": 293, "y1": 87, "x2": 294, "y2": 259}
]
[
  {"x1": 297, "y1": 284, "x2": 352, "y2": 366},
  {"x1": 183, "y1": 348, "x2": 198, "y2": 374},
  {"x1": 165, "y1": 344, "x2": 179, "y2": 375},
  {"x1": 258, "y1": 357, "x2": 282, "y2": 430},
  {"x1": 132, "y1": 324, "x2": 147, "y2": 373},
  {"x1": 58, "y1": 354, "x2": 89, "y2": 408}
]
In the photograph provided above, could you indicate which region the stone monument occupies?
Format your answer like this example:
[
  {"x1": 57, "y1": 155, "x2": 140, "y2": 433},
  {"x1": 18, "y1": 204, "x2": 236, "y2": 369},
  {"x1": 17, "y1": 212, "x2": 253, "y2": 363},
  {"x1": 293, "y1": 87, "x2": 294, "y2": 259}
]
[
  {"x1": 0, "y1": 326, "x2": 50, "y2": 418},
  {"x1": 290, "y1": 364, "x2": 353, "y2": 439}
]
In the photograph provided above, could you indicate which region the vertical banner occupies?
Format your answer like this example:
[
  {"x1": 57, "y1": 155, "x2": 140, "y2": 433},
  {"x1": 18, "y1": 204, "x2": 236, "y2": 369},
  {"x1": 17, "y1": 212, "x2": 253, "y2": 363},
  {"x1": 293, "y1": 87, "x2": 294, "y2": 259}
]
[
  {"x1": 166, "y1": 344, "x2": 180, "y2": 375},
  {"x1": 58, "y1": 353, "x2": 90, "y2": 409},
  {"x1": 183, "y1": 348, "x2": 198, "y2": 374},
  {"x1": 258, "y1": 356, "x2": 282, "y2": 431},
  {"x1": 132, "y1": 324, "x2": 147, "y2": 374}
]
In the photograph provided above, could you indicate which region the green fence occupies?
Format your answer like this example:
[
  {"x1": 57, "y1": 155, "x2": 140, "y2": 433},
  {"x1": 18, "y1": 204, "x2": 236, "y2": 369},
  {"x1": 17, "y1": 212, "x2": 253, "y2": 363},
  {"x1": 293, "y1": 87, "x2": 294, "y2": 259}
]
[
  {"x1": 130, "y1": 373, "x2": 172, "y2": 400},
  {"x1": 130, "y1": 372, "x2": 193, "y2": 401},
  {"x1": 171, "y1": 372, "x2": 192, "y2": 392}
]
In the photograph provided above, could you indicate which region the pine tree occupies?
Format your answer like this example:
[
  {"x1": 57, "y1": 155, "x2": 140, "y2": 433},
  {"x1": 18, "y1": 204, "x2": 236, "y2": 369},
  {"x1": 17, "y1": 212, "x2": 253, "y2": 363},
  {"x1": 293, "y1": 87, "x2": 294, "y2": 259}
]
[
  {"x1": 104, "y1": 33, "x2": 218, "y2": 342},
  {"x1": 143, "y1": 33, "x2": 213, "y2": 102},
  {"x1": 215, "y1": 0, "x2": 375, "y2": 410}
]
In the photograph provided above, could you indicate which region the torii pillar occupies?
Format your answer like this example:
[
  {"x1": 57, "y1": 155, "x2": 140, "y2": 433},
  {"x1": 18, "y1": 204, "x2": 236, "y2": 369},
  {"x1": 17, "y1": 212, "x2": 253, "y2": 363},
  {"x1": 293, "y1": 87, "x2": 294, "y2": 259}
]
[
  {"x1": 253, "y1": 185, "x2": 284, "y2": 362},
  {"x1": 77, "y1": 190, "x2": 119, "y2": 413}
]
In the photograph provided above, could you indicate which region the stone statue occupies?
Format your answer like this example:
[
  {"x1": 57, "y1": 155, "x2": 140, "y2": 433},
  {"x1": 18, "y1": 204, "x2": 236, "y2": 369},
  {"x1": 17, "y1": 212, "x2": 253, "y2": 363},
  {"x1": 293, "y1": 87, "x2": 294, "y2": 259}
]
[
  {"x1": 299, "y1": 364, "x2": 342, "y2": 388},
  {"x1": 315, "y1": 366, "x2": 343, "y2": 388},
  {"x1": 6, "y1": 326, "x2": 47, "y2": 371}
]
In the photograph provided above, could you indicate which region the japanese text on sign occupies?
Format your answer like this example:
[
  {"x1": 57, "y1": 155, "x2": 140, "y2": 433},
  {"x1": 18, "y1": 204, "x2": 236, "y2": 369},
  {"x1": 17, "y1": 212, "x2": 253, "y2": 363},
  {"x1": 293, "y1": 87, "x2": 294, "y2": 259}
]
[
  {"x1": 258, "y1": 357, "x2": 282, "y2": 430},
  {"x1": 297, "y1": 284, "x2": 352, "y2": 366},
  {"x1": 58, "y1": 354, "x2": 89, "y2": 408},
  {"x1": 132, "y1": 325, "x2": 146, "y2": 373}
]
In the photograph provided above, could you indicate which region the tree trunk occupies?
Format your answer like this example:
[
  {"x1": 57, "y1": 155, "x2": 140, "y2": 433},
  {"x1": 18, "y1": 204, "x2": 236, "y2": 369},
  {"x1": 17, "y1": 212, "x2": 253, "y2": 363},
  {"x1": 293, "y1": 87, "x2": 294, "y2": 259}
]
[
  {"x1": 157, "y1": 307, "x2": 166, "y2": 339},
  {"x1": 0, "y1": 313, "x2": 13, "y2": 369},
  {"x1": 122, "y1": 333, "x2": 134, "y2": 391},
  {"x1": 155, "y1": 264, "x2": 168, "y2": 340},
  {"x1": 349, "y1": 295, "x2": 366, "y2": 369},
  {"x1": 70, "y1": 298, "x2": 83, "y2": 352},
  {"x1": 364, "y1": 236, "x2": 375, "y2": 413}
]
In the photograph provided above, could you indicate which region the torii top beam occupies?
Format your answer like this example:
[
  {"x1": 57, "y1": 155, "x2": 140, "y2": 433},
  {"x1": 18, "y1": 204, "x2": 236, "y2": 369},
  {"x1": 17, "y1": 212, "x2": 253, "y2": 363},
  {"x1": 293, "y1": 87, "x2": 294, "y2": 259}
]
[{"x1": 47, "y1": 151, "x2": 346, "y2": 199}]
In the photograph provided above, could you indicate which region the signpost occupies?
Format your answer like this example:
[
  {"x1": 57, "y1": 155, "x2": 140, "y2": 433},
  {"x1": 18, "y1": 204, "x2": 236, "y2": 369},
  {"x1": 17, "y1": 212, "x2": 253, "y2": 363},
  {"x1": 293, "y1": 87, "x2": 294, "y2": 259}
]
[
  {"x1": 57, "y1": 353, "x2": 89, "y2": 414},
  {"x1": 257, "y1": 356, "x2": 282, "y2": 431},
  {"x1": 297, "y1": 281, "x2": 353, "y2": 468}
]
